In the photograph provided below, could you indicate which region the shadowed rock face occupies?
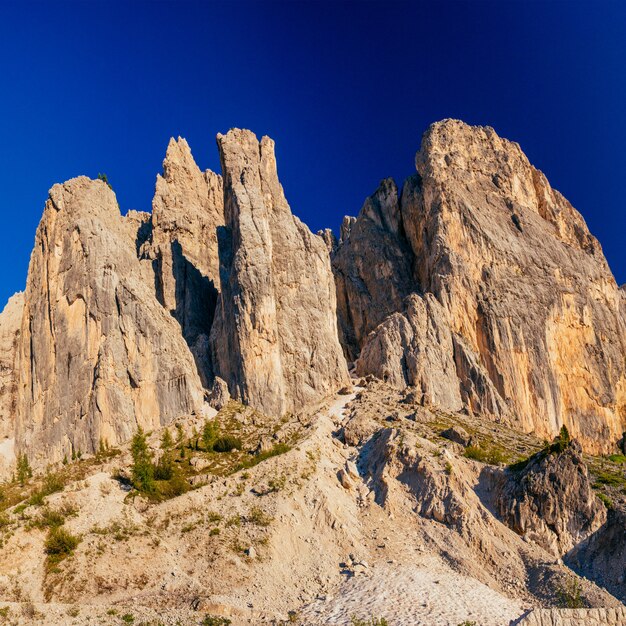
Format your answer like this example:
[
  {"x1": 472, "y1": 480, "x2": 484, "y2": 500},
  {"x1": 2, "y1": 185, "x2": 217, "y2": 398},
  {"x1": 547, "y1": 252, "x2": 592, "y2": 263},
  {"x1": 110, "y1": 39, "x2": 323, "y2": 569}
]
[
  {"x1": 566, "y1": 506, "x2": 626, "y2": 603},
  {"x1": 333, "y1": 178, "x2": 415, "y2": 362},
  {"x1": 496, "y1": 440, "x2": 606, "y2": 555},
  {"x1": 145, "y1": 138, "x2": 224, "y2": 386},
  {"x1": 336, "y1": 120, "x2": 626, "y2": 453},
  {"x1": 210, "y1": 129, "x2": 349, "y2": 417},
  {"x1": 15, "y1": 177, "x2": 205, "y2": 467}
]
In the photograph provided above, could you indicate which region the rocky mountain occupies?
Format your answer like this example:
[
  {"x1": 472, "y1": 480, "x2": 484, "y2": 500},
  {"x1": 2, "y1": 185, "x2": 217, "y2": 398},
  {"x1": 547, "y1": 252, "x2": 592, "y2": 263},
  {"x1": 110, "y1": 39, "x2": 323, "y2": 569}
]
[
  {"x1": 210, "y1": 129, "x2": 349, "y2": 418},
  {"x1": 0, "y1": 119, "x2": 624, "y2": 624},
  {"x1": 0, "y1": 119, "x2": 623, "y2": 471},
  {"x1": 336, "y1": 120, "x2": 626, "y2": 454},
  {"x1": 14, "y1": 177, "x2": 206, "y2": 469},
  {"x1": 144, "y1": 137, "x2": 224, "y2": 387}
]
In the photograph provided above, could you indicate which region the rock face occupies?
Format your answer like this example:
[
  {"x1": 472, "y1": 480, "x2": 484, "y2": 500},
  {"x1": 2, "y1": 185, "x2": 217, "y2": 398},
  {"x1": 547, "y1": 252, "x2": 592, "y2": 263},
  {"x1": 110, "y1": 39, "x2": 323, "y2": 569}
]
[
  {"x1": 333, "y1": 179, "x2": 415, "y2": 361},
  {"x1": 15, "y1": 177, "x2": 205, "y2": 467},
  {"x1": 146, "y1": 138, "x2": 224, "y2": 385},
  {"x1": 210, "y1": 129, "x2": 349, "y2": 417},
  {"x1": 566, "y1": 507, "x2": 626, "y2": 603},
  {"x1": 355, "y1": 294, "x2": 462, "y2": 411},
  {"x1": 497, "y1": 440, "x2": 606, "y2": 555},
  {"x1": 337, "y1": 120, "x2": 626, "y2": 453},
  {"x1": 2, "y1": 119, "x2": 625, "y2": 470},
  {"x1": 0, "y1": 292, "x2": 24, "y2": 475}
]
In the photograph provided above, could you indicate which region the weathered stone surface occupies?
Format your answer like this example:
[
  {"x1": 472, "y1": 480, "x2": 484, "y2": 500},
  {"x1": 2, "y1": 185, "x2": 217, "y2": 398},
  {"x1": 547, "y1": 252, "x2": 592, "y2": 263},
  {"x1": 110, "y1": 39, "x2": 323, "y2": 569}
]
[
  {"x1": 145, "y1": 138, "x2": 224, "y2": 385},
  {"x1": 317, "y1": 228, "x2": 338, "y2": 255},
  {"x1": 404, "y1": 120, "x2": 626, "y2": 452},
  {"x1": 441, "y1": 425, "x2": 472, "y2": 447},
  {"x1": 355, "y1": 294, "x2": 462, "y2": 412},
  {"x1": 518, "y1": 607, "x2": 626, "y2": 626},
  {"x1": 342, "y1": 119, "x2": 626, "y2": 453},
  {"x1": 15, "y1": 177, "x2": 205, "y2": 468},
  {"x1": 0, "y1": 292, "x2": 24, "y2": 476},
  {"x1": 333, "y1": 179, "x2": 415, "y2": 361},
  {"x1": 210, "y1": 129, "x2": 349, "y2": 417},
  {"x1": 566, "y1": 507, "x2": 626, "y2": 603},
  {"x1": 208, "y1": 376, "x2": 230, "y2": 411},
  {"x1": 497, "y1": 440, "x2": 606, "y2": 555}
]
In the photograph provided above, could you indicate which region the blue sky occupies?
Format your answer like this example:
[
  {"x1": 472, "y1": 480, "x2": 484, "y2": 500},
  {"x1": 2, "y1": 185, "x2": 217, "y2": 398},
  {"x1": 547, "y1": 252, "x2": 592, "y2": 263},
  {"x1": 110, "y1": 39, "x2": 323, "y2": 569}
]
[{"x1": 1, "y1": 0, "x2": 625, "y2": 308}]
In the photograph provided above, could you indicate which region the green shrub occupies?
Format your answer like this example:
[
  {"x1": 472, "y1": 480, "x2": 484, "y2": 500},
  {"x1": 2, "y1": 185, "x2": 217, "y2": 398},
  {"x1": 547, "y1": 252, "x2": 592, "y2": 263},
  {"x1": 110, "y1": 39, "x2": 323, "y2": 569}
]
[
  {"x1": 202, "y1": 616, "x2": 232, "y2": 626},
  {"x1": 464, "y1": 446, "x2": 488, "y2": 462},
  {"x1": 213, "y1": 436, "x2": 242, "y2": 453},
  {"x1": 97, "y1": 173, "x2": 112, "y2": 189},
  {"x1": 550, "y1": 425, "x2": 571, "y2": 454},
  {"x1": 131, "y1": 427, "x2": 154, "y2": 493},
  {"x1": 247, "y1": 506, "x2": 272, "y2": 527},
  {"x1": 161, "y1": 428, "x2": 174, "y2": 450},
  {"x1": 44, "y1": 527, "x2": 80, "y2": 562},
  {"x1": 203, "y1": 419, "x2": 219, "y2": 451},
  {"x1": 16, "y1": 453, "x2": 32, "y2": 486},
  {"x1": 234, "y1": 443, "x2": 291, "y2": 472},
  {"x1": 593, "y1": 471, "x2": 625, "y2": 488},
  {"x1": 33, "y1": 507, "x2": 66, "y2": 529},
  {"x1": 608, "y1": 454, "x2": 626, "y2": 464},
  {"x1": 597, "y1": 492, "x2": 614, "y2": 509},
  {"x1": 121, "y1": 614, "x2": 135, "y2": 624},
  {"x1": 556, "y1": 577, "x2": 585, "y2": 608},
  {"x1": 154, "y1": 453, "x2": 174, "y2": 481},
  {"x1": 464, "y1": 444, "x2": 506, "y2": 465},
  {"x1": 157, "y1": 471, "x2": 190, "y2": 499}
]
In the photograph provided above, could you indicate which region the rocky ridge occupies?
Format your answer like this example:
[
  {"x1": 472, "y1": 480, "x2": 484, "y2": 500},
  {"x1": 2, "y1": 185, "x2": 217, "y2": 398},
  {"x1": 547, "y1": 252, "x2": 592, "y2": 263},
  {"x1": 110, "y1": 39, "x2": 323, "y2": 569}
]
[{"x1": 334, "y1": 120, "x2": 626, "y2": 454}]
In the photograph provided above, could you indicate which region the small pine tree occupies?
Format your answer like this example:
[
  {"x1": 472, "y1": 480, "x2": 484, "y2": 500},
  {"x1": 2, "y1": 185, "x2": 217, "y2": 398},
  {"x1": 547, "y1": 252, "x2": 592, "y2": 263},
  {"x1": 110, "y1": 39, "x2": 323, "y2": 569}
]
[
  {"x1": 16, "y1": 453, "x2": 32, "y2": 486},
  {"x1": 154, "y1": 452, "x2": 174, "y2": 481},
  {"x1": 175, "y1": 423, "x2": 184, "y2": 446},
  {"x1": 131, "y1": 426, "x2": 154, "y2": 492},
  {"x1": 97, "y1": 173, "x2": 112, "y2": 189},
  {"x1": 550, "y1": 424, "x2": 572, "y2": 454},
  {"x1": 202, "y1": 419, "x2": 219, "y2": 452},
  {"x1": 189, "y1": 426, "x2": 200, "y2": 451},
  {"x1": 161, "y1": 428, "x2": 174, "y2": 450}
]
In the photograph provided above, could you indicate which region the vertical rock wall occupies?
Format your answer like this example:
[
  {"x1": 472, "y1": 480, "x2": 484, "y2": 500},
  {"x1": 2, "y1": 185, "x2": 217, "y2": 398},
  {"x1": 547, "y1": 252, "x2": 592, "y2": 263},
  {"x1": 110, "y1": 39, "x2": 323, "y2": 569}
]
[{"x1": 210, "y1": 129, "x2": 349, "y2": 417}]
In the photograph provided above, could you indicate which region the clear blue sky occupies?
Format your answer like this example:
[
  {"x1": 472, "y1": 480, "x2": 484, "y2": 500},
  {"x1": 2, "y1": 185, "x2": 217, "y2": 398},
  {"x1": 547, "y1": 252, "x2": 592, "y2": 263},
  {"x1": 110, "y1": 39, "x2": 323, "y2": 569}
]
[{"x1": 1, "y1": 1, "x2": 625, "y2": 308}]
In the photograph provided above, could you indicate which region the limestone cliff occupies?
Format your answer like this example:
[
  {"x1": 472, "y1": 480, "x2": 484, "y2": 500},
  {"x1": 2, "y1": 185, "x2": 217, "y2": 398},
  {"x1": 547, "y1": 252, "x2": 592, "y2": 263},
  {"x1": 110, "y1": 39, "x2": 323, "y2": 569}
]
[
  {"x1": 333, "y1": 178, "x2": 414, "y2": 361},
  {"x1": 145, "y1": 138, "x2": 224, "y2": 385},
  {"x1": 210, "y1": 129, "x2": 349, "y2": 417},
  {"x1": 339, "y1": 120, "x2": 626, "y2": 453},
  {"x1": 0, "y1": 292, "x2": 24, "y2": 475},
  {"x1": 15, "y1": 177, "x2": 205, "y2": 467}
]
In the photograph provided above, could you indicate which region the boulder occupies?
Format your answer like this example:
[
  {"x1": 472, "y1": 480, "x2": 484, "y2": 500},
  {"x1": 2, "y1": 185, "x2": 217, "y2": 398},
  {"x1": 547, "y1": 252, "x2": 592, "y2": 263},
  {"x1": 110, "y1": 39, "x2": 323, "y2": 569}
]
[
  {"x1": 209, "y1": 376, "x2": 230, "y2": 411},
  {"x1": 497, "y1": 439, "x2": 606, "y2": 555},
  {"x1": 441, "y1": 425, "x2": 472, "y2": 447}
]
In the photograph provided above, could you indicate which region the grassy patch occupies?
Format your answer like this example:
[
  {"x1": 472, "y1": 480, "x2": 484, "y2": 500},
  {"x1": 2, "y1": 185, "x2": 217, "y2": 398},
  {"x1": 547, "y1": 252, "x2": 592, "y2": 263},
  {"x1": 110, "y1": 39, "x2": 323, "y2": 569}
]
[
  {"x1": 607, "y1": 454, "x2": 626, "y2": 464},
  {"x1": 464, "y1": 445, "x2": 507, "y2": 465},
  {"x1": 202, "y1": 616, "x2": 232, "y2": 626},
  {"x1": 233, "y1": 443, "x2": 291, "y2": 473},
  {"x1": 44, "y1": 526, "x2": 80, "y2": 566}
]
